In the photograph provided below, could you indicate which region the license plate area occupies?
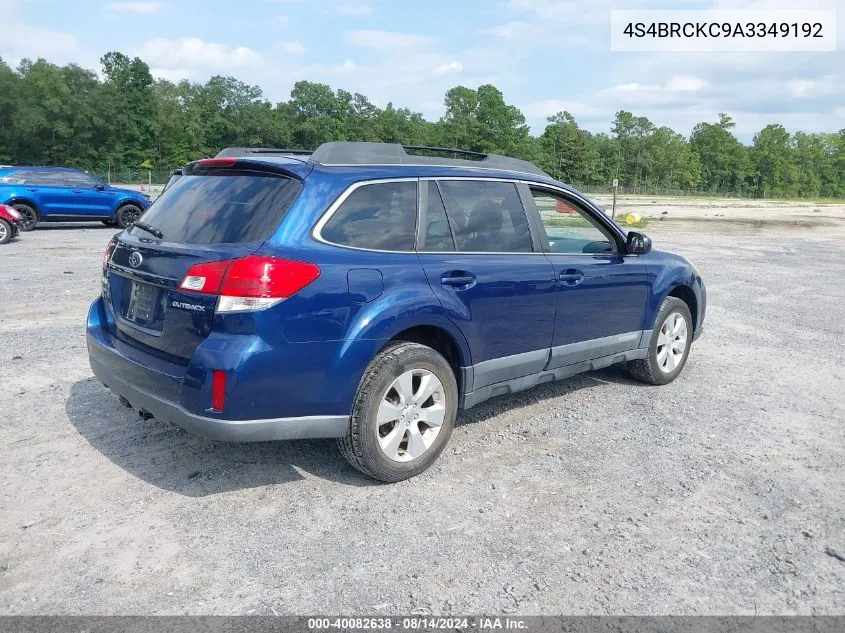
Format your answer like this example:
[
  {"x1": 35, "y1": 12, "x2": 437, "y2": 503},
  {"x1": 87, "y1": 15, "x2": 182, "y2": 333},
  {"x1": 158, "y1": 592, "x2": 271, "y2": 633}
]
[{"x1": 122, "y1": 280, "x2": 166, "y2": 332}]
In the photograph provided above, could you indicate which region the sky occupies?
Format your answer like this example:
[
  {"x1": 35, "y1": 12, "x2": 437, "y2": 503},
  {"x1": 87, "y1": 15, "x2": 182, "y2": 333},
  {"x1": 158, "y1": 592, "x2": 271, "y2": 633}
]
[{"x1": 1, "y1": 0, "x2": 844, "y2": 142}]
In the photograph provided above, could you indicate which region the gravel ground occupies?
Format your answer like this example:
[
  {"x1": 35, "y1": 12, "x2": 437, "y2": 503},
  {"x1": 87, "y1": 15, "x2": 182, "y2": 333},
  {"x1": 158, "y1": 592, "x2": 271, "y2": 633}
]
[{"x1": 1, "y1": 217, "x2": 844, "y2": 615}]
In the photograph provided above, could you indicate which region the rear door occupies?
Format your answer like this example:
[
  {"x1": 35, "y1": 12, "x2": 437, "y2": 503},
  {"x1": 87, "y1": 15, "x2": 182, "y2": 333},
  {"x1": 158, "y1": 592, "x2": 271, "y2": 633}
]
[
  {"x1": 417, "y1": 179, "x2": 556, "y2": 391},
  {"x1": 18, "y1": 171, "x2": 67, "y2": 215},
  {"x1": 104, "y1": 166, "x2": 302, "y2": 362},
  {"x1": 524, "y1": 186, "x2": 650, "y2": 369}
]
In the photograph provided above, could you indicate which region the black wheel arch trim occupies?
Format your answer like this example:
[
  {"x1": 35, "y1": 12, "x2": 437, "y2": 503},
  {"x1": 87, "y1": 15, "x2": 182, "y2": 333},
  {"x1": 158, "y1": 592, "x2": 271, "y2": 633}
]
[{"x1": 6, "y1": 197, "x2": 40, "y2": 214}]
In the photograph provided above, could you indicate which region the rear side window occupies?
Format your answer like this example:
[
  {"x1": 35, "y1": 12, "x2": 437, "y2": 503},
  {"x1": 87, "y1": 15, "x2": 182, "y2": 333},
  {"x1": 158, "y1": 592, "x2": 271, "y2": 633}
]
[
  {"x1": 1, "y1": 170, "x2": 64, "y2": 185},
  {"x1": 0, "y1": 170, "x2": 27, "y2": 184},
  {"x1": 437, "y1": 180, "x2": 533, "y2": 253},
  {"x1": 130, "y1": 173, "x2": 301, "y2": 244},
  {"x1": 320, "y1": 181, "x2": 417, "y2": 251}
]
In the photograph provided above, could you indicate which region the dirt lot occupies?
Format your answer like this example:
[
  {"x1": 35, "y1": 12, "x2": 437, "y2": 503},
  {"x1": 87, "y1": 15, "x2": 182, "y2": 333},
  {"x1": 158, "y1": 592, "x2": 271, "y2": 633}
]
[{"x1": 1, "y1": 199, "x2": 844, "y2": 615}]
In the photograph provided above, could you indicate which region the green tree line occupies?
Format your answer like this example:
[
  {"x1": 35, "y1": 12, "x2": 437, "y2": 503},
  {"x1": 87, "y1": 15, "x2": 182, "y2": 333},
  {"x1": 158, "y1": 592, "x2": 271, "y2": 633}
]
[{"x1": 1, "y1": 52, "x2": 844, "y2": 198}]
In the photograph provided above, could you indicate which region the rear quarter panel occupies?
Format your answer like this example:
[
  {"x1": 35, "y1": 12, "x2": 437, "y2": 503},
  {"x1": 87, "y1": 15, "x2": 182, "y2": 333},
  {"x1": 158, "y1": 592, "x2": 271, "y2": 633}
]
[{"x1": 0, "y1": 184, "x2": 39, "y2": 211}]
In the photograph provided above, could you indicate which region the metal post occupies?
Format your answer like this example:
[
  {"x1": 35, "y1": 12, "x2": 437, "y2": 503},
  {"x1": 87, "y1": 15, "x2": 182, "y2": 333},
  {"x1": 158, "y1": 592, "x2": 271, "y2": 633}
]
[{"x1": 611, "y1": 178, "x2": 618, "y2": 220}]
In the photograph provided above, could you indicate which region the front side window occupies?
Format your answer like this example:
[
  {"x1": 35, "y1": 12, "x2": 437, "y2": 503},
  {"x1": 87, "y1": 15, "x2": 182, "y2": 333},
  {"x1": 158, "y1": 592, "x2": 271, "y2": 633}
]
[
  {"x1": 531, "y1": 188, "x2": 616, "y2": 254},
  {"x1": 321, "y1": 181, "x2": 417, "y2": 251},
  {"x1": 64, "y1": 172, "x2": 101, "y2": 188},
  {"x1": 437, "y1": 180, "x2": 533, "y2": 253}
]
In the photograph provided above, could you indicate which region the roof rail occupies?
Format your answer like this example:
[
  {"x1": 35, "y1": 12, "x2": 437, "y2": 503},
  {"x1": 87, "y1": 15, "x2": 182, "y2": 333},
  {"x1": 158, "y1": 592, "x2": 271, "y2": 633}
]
[
  {"x1": 309, "y1": 142, "x2": 550, "y2": 178},
  {"x1": 215, "y1": 147, "x2": 313, "y2": 158}
]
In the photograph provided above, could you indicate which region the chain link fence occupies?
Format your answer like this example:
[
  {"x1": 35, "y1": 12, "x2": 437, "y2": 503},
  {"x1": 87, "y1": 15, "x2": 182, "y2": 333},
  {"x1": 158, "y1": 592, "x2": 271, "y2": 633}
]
[
  {"x1": 97, "y1": 169, "x2": 176, "y2": 186},
  {"x1": 574, "y1": 185, "x2": 758, "y2": 199}
]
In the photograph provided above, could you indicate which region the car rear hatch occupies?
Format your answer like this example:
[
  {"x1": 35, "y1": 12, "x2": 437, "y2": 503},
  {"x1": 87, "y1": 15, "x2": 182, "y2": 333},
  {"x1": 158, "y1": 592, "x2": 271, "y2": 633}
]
[{"x1": 102, "y1": 158, "x2": 310, "y2": 363}]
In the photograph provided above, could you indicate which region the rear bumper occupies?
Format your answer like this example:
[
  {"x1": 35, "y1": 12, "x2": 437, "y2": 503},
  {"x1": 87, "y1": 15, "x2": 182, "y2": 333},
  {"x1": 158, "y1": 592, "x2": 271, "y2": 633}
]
[
  {"x1": 86, "y1": 299, "x2": 349, "y2": 442},
  {"x1": 88, "y1": 334, "x2": 347, "y2": 441}
]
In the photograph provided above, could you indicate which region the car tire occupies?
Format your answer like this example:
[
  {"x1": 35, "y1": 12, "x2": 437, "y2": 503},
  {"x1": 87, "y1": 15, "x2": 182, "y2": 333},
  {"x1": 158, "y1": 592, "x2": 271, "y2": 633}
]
[
  {"x1": 115, "y1": 204, "x2": 143, "y2": 229},
  {"x1": 12, "y1": 203, "x2": 38, "y2": 231},
  {"x1": 626, "y1": 296, "x2": 693, "y2": 385},
  {"x1": 0, "y1": 219, "x2": 11, "y2": 244},
  {"x1": 338, "y1": 341, "x2": 458, "y2": 483}
]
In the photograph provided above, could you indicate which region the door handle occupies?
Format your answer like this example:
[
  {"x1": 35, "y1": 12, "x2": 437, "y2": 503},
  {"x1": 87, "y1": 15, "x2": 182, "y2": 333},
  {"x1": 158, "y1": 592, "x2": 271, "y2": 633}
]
[
  {"x1": 558, "y1": 269, "x2": 584, "y2": 286},
  {"x1": 26, "y1": 187, "x2": 37, "y2": 192},
  {"x1": 441, "y1": 272, "x2": 476, "y2": 288},
  {"x1": 72, "y1": 189, "x2": 83, "y2": 193}
]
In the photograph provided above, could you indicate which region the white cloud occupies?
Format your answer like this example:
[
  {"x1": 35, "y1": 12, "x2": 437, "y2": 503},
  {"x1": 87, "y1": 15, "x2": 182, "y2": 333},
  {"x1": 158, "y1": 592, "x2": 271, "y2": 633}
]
[
  {"x1": 336, "y1": 2, "x2": 373, "y2": 15},
  {"x1": 786, "y1": 75, "x2": 838, "y2": 97},
  {"x1": 609, "y1": 75, "x2": 708, "y2": 97},
  {"x1": 0, "y1": 23, "x2": 83, "y2": 67},
  {"x1": 277, "y1": 41, "x2": 307, "y2": 54},
  {"x1": 346, "y1": 30, "x2": 435, "y2": 49},
  {"x1": 665, "y1": 76, "x2": 707, "y2": 93},
  {"x1": 337, "y1": 60, "x2": 357, "y2": 74},
  {"x1": 270, "y1": 0, "x2": 373, "y2": 15},
  {"x1": 482, "y1": 21, "x2": 534, "y2": 39},
  {"x1": 136, "y1": 37, "x2": 262, "y2": 71},
  {"x1": 433, "y1": 61, "x2": 462, "y2": 76},
  {"x1": 105, "y1": 2, "x2": 163, "y2": 13}
]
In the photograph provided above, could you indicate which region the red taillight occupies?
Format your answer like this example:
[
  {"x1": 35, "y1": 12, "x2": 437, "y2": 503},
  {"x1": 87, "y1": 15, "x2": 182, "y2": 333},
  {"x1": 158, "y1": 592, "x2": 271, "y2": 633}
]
[
  {"x1": 178, "y1": 259, "x2": 234, "y2": 294},
  {"x1": 220, "y1": 255, "x2": 320, "y2": 298},
  {"x1": 178, "y1": 255, "x2": 320, "y2": 313},
  {"x1": 197, "y1": 158, "x2": 237, "y2": 168},
  {"x1": 103, "y1": 237, "x2": 117, "y2": 272},
  {"x1": 211, "y1": 370, "x2": 226, "y2": 412}
]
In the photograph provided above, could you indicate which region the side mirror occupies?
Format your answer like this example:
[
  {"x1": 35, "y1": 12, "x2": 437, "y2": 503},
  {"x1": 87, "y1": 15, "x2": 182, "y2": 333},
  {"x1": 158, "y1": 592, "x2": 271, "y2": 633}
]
[
  {"x1": 95, "y1": 183, "x2": 106, "y2": 191},
  {"x1": 627, "y1": 231, "x2": 652, "y2": 255}
]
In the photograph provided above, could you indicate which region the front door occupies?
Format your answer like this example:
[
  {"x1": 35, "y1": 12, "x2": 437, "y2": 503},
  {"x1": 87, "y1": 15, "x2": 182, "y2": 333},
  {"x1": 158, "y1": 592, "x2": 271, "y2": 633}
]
[
  {"x1": 524, "y1": 186, "x2": 650, "y2": 370},
  {"x1": 63, "y1": 172, "x2": 114, "y2": 217},
  {"x1": 417, "y1": 179, "x2": 556, "y2": 391}
]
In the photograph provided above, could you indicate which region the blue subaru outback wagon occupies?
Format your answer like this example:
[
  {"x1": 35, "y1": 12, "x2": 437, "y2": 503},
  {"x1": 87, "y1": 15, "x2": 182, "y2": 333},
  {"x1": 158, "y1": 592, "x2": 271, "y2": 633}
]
[
  {"x1": 87, "y1": 142, "x2": 706, "y2": 482},
  {"x1": 0, "y1": 166, "x2": 151, "y2": 230}
]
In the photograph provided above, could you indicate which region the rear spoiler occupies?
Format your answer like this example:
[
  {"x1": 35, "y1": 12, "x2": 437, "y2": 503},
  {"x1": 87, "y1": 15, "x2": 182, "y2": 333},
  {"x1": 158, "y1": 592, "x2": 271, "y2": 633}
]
[
  {"x1": 215, "y1": 147, "x2": 312, "y2": 159},
  {"x1": 186, "y1": 157, "x2": 313, "y2": 181}
]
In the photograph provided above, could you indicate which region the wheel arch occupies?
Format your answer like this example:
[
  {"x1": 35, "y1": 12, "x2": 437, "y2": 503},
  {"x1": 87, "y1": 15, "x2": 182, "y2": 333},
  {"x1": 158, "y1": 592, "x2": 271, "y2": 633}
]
[
  {"x1": 667, "y1": 284, "x2": 698, "y2": 332},
  {"x1": 5, "y1": 197, "x2": 40, "y2": 214},
  {"x1": 323, "y1": 289, "x2": 474, "y2": 414},
  {"x1": 113, "y1": 198, "x2": 143, "y2": 217},
  {"x1": 386, "y1": 325, "x2": 468, "y2": 395}
]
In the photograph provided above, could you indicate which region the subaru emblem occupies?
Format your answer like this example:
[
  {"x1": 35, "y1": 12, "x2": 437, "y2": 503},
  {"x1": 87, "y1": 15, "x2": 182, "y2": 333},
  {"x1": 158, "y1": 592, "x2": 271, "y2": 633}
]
[{"x1": 128, "y1": 251, "x2": 143, "y2": 268}]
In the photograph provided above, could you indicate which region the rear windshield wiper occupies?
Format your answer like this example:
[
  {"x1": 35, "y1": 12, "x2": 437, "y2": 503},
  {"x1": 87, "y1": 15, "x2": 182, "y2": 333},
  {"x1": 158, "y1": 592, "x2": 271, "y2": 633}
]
[{"x1": 132, "y1": 221, "x2": 164, "y2": 239}]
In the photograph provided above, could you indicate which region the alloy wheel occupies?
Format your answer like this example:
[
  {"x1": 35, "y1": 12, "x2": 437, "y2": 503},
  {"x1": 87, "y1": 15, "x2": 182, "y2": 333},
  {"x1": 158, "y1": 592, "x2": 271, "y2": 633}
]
[
  {"x1": 376, "y1": 368, "x2": 447, "y2": 462},
  {"x1": 656, "y1": 312, "x2": 688, "y2": 373},
  {"x1": 15, "y1": 207, "x2": 36, "y2": 230},
  {"x1": 119, "y1": 205, "x2": 142, "y2": 227}
]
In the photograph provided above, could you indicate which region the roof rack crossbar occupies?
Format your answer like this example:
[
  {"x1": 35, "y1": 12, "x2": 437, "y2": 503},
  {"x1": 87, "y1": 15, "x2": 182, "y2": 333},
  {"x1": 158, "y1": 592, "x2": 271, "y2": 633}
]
[
  {"x1": 309, "y1": 142, "x2": 550, "y2": 178},
  {"x1": 402, "y1": 145, "x2": 488, "y2": 160}
]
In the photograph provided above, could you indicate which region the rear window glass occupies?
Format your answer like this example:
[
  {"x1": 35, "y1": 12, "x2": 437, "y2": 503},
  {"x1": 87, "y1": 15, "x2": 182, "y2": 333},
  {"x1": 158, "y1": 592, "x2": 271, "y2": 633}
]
[{"x1": 130, "y1": 173, "x2": 301, "y2": 244}]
